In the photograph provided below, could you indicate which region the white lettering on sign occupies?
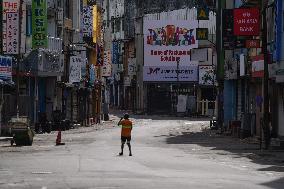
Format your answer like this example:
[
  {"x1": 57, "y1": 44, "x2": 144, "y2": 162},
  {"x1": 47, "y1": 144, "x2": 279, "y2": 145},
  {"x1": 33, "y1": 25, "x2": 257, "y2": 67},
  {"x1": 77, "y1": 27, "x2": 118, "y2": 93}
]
[{"x1": 240, "y1": 26, "x2": 254, "y2": 32}]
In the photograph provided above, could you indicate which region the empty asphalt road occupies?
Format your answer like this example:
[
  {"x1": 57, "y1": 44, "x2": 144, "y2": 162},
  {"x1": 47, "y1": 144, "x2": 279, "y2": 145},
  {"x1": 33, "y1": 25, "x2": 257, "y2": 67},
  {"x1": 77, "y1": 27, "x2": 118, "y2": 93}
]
[{"x1": 0, "y1": 115, "x2": 283, "y2": 189}]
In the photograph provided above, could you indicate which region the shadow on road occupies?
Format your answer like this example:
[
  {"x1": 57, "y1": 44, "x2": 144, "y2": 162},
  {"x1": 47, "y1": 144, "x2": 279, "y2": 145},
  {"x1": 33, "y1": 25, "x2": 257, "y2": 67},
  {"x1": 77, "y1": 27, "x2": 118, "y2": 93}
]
[
  {"x1": 164, "y1": 128, "x2": 284, "y2": 189},
  {"x1": 260, "y1": 177, "x2": 284, "y2": 189}
]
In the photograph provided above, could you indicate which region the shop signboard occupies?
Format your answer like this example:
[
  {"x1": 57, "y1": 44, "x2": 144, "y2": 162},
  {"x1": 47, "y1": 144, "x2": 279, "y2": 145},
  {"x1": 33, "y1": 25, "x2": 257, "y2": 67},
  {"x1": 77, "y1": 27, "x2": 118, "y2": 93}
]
[
  {"x1": 69, "y1": 56, "x2": 82, "y2": 83},
  {"x1": 143, "y1": 65, "x2": 198, "y2": 82},
  {"x1": 0, "y1": 55, "x2": 12, "y2": 81},
  {"x1": 251, "y1": 55, "x2": 264, "y2": 78},
  {"x1": 2, "y1": 0, "x2": 19, "y2": 54},
  {"x1": 32, "y1": 0, "x2": 47, "y2": 48},
  {"x1": 144, "y1": 19, "x2": 198, "y2": 67},
  {"x1": 199, "y1": 65, "x2": 215, "y2": 85},
  {"x1": 233, "y1": 8, "x2": 260, "y2": 36}
]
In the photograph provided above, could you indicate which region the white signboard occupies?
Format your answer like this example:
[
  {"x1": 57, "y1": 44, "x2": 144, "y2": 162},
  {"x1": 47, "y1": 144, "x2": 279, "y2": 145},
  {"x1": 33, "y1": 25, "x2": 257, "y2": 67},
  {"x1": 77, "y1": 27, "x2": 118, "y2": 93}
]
[
  {"x1": 0, "y1": 55, "x2": 12, "y2": 81},
  {"x1": 82, "y1": 6, "x2": 93, "y2": 37},
  {"x1": 2, "y1": 0, "x2": 20, "y2": 54},
  {"x1": 143, "y1": 66, "x2": 198, "y2": 82},
  {"x1": 69, "y1": 56, "x2": 82, "y2": 83},
  {"x1": 128, "y1": 58, "x2": 136, "y2": 76},
  {"x1": 199, "y1": 66, "x2": 215, "y2": 85},
  {"x1": 144, "y1": 19, "x2": 198, "y2": 67}
]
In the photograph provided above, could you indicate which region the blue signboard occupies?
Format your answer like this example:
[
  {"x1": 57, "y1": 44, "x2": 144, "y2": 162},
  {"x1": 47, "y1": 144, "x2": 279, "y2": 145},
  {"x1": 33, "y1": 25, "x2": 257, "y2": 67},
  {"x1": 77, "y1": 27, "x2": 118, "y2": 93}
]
[{"x1": 0, "y1": 56, "x2": 12, "y2": 81}]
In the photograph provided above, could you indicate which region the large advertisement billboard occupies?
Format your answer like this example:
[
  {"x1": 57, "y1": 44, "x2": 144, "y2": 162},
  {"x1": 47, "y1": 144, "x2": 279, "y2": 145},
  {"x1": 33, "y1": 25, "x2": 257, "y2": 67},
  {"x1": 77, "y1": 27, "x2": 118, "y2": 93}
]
[{"x1": 143, "y1": 19, "x2": 198, "y2": 81}]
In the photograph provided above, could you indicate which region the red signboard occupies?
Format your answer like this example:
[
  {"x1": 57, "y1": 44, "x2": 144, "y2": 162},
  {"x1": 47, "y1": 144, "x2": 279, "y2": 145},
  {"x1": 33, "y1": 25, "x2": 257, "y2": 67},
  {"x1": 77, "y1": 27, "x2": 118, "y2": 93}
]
[
  {"x1": 245, "y1": 39, "x2": 260, "y2": 48},
  {"x1": 234, "y1": 8, "x2": 260, "y2": 36}
]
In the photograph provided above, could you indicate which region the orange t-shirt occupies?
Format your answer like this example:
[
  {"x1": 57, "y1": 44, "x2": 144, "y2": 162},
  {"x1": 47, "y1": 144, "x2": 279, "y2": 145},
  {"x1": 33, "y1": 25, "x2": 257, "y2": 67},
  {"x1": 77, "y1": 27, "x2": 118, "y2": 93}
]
[{"x1": 119, "y1": 119, "x2": 133, "y2": 137}]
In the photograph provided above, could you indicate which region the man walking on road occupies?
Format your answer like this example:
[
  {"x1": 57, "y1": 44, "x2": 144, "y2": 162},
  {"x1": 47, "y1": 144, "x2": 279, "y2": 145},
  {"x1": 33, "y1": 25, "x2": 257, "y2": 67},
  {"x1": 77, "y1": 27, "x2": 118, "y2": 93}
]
[{"x1": 117, "y1": 113, "x2": 133, "y2": 156}]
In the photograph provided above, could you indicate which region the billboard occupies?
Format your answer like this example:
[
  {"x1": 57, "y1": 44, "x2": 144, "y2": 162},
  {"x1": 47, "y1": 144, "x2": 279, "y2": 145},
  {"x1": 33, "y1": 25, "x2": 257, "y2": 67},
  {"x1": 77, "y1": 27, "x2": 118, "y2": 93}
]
[
  {"x1": 234, "y1": 8, "x2": 260, "y2": 36},
  {"x1": 144, "y1": 19, "x2": 198, "y2": 67},
  {"x1": 32, "y1": 0, "x2": 48, "y2": 48},
  {"x1": 2, "y1": 0, "x2": 20, "y2": 54},
  {"x1": 143, "y1": 66, "x2": 198, "y2": 82},
  {"x1": 0, "y1": 55, "x2": 12, "y2": 81}
]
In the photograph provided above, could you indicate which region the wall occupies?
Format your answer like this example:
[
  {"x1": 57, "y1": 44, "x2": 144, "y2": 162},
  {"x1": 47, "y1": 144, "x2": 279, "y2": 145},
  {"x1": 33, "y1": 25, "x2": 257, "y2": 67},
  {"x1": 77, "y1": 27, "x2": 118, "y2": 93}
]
[{"x1": 278, "y1": 89, "x2": 284, "y2": 136}]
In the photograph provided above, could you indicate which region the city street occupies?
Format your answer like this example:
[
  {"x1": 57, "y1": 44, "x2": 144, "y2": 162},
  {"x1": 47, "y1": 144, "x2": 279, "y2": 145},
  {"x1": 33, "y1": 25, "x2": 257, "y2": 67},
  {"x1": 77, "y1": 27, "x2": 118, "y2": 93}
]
[{"x1": 0, "y1": 113, "x2": 283, "y2": 189}]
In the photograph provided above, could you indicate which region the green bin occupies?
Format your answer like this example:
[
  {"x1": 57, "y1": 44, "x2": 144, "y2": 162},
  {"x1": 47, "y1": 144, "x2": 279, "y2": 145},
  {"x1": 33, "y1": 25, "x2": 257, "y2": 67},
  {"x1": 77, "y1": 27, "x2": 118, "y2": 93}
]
[{"x1": 9, "y1": 117, "x2": 35, "y2": 146}]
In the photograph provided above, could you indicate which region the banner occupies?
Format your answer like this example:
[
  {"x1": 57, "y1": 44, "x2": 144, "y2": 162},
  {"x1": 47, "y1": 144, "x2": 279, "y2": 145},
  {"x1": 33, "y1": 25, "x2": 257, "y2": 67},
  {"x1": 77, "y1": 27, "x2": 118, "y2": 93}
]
[
  {"x1": 69, "y1": 56, "x2": 82, "y2": 83},
  {"x1": 144, "y1": 19, "x2": 198, "y2": 67},
  {"x1": 143, "y1": 66, "x2": 198, "y2": 82},
  {"x1": 82, "y1": 6, "x2": 93, "y2": 37},
  {"x1": 199, "y1": 66, "x2": 215, "y2": 85},
  {"x1": 2, "y1": 0, "x2": 20, "y2": 54},
  {"x1": 0, "y1": 55, "x2": 12, "y2": 81},
  {"x1": 32, "y1": 0, "x2": 47, "y2": 48}
]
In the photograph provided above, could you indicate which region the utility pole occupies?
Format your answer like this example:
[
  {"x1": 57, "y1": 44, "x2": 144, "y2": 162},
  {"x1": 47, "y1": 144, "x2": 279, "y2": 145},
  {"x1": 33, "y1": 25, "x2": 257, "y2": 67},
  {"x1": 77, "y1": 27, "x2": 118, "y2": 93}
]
[
  {"x1": 262, "y1": 0, "x2": 270, "y2": 149},
  {"x1": 16, "y1": 0, "x2": 23, "y2": 118},
  {"x1": 216, "y1": 0, "x2": 224, "y2": 130}
]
